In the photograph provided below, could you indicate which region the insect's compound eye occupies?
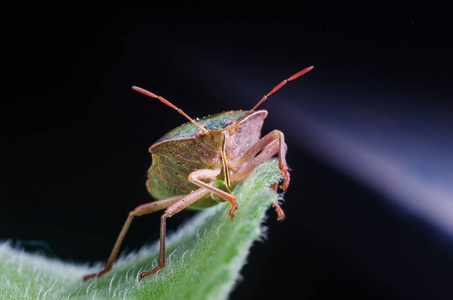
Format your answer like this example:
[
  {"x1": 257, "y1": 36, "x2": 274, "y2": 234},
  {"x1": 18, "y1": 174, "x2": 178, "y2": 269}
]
[{"x1": 195, "y1": 129, "x2": 206, "y2": 139}]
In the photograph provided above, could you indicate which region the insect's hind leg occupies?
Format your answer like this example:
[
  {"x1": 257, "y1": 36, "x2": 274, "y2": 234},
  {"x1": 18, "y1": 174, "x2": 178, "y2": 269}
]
[{"x1": 83, "y1": 195, "x2": 184, "y2": 281}]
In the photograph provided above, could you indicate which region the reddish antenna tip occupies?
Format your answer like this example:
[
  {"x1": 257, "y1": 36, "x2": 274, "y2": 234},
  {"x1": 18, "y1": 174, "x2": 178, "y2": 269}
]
[
  {"x1": 132, "y1": 85, "x2": 209, "y2": 134},
  {"x1": 233, "y1": 65, "x2": 314, "y2": 126},
  {"x1": 287, "y1": 66, "x2": 314, "y2": 81},
  {"x1": 132, "y1": 86, "x2": 159, "y2": 98}
]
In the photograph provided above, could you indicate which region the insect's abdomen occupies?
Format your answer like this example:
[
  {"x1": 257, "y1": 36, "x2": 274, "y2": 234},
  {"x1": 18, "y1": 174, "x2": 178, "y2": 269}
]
[
  {"x1": 146, "y1": 156, "x2": 219, "y2": 209},
  {"x1": 146, "y1": 154, "x2": 197, "y2": 199},
  {"x1": 146, "y1": 138, "x2": 222, "y2": 209}
]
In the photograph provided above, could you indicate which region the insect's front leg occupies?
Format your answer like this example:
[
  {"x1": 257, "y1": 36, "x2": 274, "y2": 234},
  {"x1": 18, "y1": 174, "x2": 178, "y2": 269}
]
[
  {"x1": 188, "y1": 168, "x2": 238, "y2": 218},
  {"x1": 83, "y1": 195, "x2": 184, "y2": 281},
  {"x1": 231, "y1": 129, "x2": 289, "y2": 190},
  {"x1": 139, "y1": 186, "x2": 212, "y2": 280}
]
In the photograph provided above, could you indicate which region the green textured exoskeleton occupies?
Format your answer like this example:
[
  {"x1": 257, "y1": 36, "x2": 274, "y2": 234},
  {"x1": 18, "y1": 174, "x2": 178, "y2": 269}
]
[{"x1": 83, "y1": 66, "x2": 313, "y2": 281}]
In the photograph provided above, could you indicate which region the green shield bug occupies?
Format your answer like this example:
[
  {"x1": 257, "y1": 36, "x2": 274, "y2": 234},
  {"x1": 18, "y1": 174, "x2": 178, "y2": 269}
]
[{"x1": 83, "y1": 66, "x2": 314, "y2": 281}]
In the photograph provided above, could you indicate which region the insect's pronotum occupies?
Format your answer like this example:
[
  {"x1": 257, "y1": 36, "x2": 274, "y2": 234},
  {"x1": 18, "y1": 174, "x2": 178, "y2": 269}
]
[{"x1": 83, "y1": 66, "x2": 314, "y2": 281}]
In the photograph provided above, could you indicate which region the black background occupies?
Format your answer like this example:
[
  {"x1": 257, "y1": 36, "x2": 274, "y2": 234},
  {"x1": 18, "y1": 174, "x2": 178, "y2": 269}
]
[{"x1": 2, "y1": 2, "x2": 453, "y2": 299}]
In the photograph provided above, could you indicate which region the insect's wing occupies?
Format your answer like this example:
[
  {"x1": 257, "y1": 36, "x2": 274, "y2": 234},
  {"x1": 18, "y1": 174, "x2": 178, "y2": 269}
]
[{"x1": 226, "y1": 111, "x2": 267, "y2": 159}]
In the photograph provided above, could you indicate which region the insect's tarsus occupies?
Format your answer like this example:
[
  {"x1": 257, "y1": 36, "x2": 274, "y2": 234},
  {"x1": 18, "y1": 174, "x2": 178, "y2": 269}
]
[{"x1": 132, "y1": 86, "x2": 209, "y2": 134}]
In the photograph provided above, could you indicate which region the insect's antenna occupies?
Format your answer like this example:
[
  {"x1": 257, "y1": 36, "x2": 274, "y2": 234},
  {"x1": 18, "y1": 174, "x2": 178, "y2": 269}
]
[
  {"x1": 132, "y1": 86, "x2": 208, "y2": 134},
  {"x1": 235, "y1": 66, "x2": 314, "y2": 124}
]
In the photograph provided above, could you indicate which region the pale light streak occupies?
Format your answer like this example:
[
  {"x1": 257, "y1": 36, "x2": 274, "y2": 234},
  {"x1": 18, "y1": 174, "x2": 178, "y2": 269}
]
[{"x1": 286, "y1": 107, "x2": 453, "y2": 237}]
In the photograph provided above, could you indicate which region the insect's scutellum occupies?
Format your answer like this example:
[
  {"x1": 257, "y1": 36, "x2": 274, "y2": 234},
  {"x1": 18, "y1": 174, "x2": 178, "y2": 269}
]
[{"x1": 83, "y1": 66, "x2": 313, "y2": 282}]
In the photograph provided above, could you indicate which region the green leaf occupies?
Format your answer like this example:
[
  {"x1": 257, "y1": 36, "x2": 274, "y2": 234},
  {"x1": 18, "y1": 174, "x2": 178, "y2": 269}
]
[{"x1": 0, "y1": 159, "x2": 282, "y2": 299}]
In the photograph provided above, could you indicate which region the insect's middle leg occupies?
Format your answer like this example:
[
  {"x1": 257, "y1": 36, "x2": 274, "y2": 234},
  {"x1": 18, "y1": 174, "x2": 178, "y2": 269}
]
[{"x1": 188, "y1": 168, "x2": 238, "y2": 218}]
